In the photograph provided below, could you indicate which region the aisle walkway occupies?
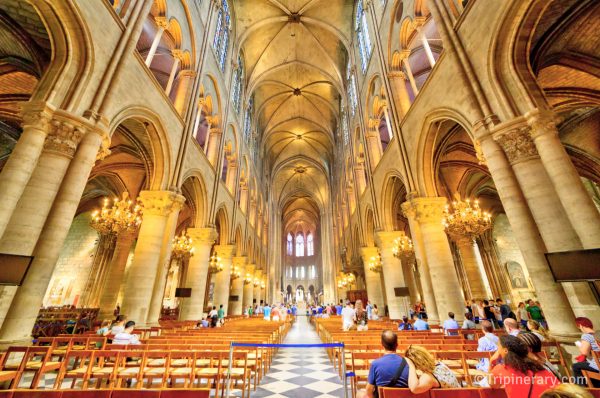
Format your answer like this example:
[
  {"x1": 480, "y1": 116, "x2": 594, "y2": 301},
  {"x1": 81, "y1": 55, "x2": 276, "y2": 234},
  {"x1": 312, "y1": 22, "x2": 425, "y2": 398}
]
[{"x1": 252, "y1": 316, "x2": 345, "y2": 398}]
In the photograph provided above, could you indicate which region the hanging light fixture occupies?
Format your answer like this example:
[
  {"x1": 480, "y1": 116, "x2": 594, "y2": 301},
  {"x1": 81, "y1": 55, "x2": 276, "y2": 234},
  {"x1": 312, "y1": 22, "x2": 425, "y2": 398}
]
[
  {"x1": 243, "y1": 273, "x2": 253, "y2": 285},
  {"x1": 260, "y1": 279, "x2": 266, "y2": 289},
  {"x1": 171, "y1": 231, "x2": 194, "y2": 259},
  {"x1": 230, "y1": 265, "x2": 241, "y2": 280},
  {"x1": 90, "y1": 192, "x2": 142, "y2": 236},
  {"x1": 253, "y1": 278, "x2": 260, "y2": 287},
  {"x1": 392, "y1": 234, "x2": 414, "y2": 258},
  {"x1": 208, "y1": 253, "x2": 223, "y2": 274},
  {"x1": 442, "y1": 196, "x2": 492, "y2": 239},
  {"x1": 368, "y1": 254, "x2": 382, "y2": 273}
]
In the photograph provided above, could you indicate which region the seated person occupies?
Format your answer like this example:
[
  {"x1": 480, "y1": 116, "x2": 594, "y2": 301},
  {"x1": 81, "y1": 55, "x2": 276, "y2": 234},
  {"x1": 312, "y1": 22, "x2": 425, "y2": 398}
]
[
  {"x1": 527, "y1": 320, "x2": 550, "y2": 342},
  {"x1": 398, "y1": 316, "x2": 413, "y2": 331},
  {"x1": 109, "y1": 315, "x2": 127, "y2": 335},
  {"x1": 443, "y1": 312, "x2": 459, "y2": 336},
  {"x1": 96, "y1": 320, "x2": 112, "y2": 336},
  {"x1": 412, "y1": 313, "x2": 430, "y2": 331},
  {"x1": 477, "y1": 320, "x2": 499, "y2": 373},
  {"x1": 358, "y1": 330, "x2": 409, "y2": 398},
  {"x1": 490, "y1": 335, "x2": 560, "y2": 397},
  {"x1": 540, "y1": 383, "x2": 594, "y2": 398},
  {"x1": 572, "y1": 317, "x2": 600, "y2": 387},
  {"x1": 112, "y1": 321, "x2": 141, "y2": 345},
  {"x1": 462, "y1": 312, "x2": 477, "y2": 340},
  {"x1": 504, "y1": 318, "x2": 520, "y2": 336},
  {"x1": 517, "y1": 332, "x2": 561, "y2": 379},
  {"x1": 405, "y1": 345, "x2": 460, "y2": 393}
]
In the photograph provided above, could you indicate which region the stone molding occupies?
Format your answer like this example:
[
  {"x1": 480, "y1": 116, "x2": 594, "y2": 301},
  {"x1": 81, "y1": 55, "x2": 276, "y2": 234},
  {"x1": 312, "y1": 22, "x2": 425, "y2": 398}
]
[
  {"x1": 139, "y1": 190, "x2": 186, "y2": 217},
  {"x1": 187, "y1": 227, "x2": 218, "y2": 246},
  {"x1": 387, "y1": 71, "x2": 407, "y2": 80}
]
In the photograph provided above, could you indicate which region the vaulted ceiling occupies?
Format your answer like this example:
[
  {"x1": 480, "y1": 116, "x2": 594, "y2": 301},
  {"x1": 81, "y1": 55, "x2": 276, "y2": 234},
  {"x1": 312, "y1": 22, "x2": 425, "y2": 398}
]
[{"x1": 234, "y1": 0, "x2": 353, "y2": 224}]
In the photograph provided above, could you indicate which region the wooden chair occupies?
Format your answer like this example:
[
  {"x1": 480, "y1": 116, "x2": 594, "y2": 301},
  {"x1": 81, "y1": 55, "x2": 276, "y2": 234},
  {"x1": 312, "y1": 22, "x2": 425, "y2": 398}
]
[
  {"x1": 140, "y1": 351, "x2": 170, "y2": 388},
  {"x1": 166, "y1": 351, "x2": 194, "y2": 388},
  {"x1": 378, "y1": 387, "x2": 430, "y2": 397},
  {"x1": 18, "y1": 347, "x2": 62, "y2": 389},
  {"x1": 159, "y1": 389, "x2": 210, "y2": 398},
  {"x1": 61, "y1": 390, "x2": 112, "y2": 398},
  {"x1": 430, "y1": 389, "x2": 481, "y2": 398},
  {"x1": 54, "y1": 349, "x2": 94, "y2": 389},
  {"x1": 583, "y1": 370, "x2": 600, "y2": 389},
  {"x1": 110, "y1": 390, "x2": 161, "y2": 398},
  {"x1": 0, "y1": 347, "x2": 23, "y2": 389},
  {"x1": 89, "y1": 350, "x2": 120, "y2": 389},
  {"x1": 221, "y1": 351, "x2": 251, "y2": 398},
  {"x1": 114, "y1": 350, "x2": 144, "y2": 388},
  {"x1": 194, "y1": 351, "x2": 223, "y2": 394},
  {"x1": 350, "y1": 352, "x2": 380, "y2": 398},
  {"x1": 461, "y1": 351, "x2": 492, "y2": 386}
]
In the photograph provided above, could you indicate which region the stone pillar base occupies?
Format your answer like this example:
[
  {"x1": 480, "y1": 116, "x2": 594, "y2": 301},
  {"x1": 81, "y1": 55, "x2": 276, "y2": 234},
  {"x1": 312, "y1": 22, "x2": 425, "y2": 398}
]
[{"x1": 0, "y1": 337, "x2": 33, "y2": 350}]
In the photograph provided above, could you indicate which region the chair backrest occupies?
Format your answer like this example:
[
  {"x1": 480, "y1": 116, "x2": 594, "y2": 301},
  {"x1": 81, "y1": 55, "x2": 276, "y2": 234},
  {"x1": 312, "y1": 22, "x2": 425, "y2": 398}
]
[
  {"x1": 478, "y1": 388, "x2": 509, "y2": 398},
  {"x1": 61, "y1": 391, "x2": 112, "y2": 398},
  {"x1": 110, "y1": 390, "x2": 161, "y2": 398},
  {"x1": 379, "y1": 387, "x2": 430, "y2": 398},
  {"x1": 160, "y1": 389, "x2": 211, "y2": 398},
  {"x1": 12, "y1": 391, "x2": 62, "y2": 398},
  {"x1": 430, "y1": 389, "x2": 481, "y2": 398},
  {"x1": 2, "y1": 347, "x2": 28, "y2": 370}
]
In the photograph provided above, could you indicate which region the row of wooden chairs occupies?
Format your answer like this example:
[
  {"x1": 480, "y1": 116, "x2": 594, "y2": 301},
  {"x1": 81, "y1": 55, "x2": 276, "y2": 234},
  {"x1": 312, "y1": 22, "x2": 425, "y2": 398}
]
[{"x1": 0, "y1": 389, "x2": 209, "y2": 398}]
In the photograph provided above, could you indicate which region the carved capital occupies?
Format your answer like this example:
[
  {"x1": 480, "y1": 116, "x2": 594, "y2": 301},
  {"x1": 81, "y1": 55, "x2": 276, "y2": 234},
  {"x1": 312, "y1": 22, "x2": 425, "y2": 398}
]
[
  {"x1": 404, "y1": 197, "x2": 447, "y2": 225},
  {"x1": 20, "y1": 102, "x2": 55, "y2": 132},
  {"x1": 375, "y1": 230, "x2": 406, "y2": 250},
  {"x1": 388, "y1": 71, "x2": 407, "y2": 80},
  {"x1": 155, "y1": 16, "x2": 170, "y2": 30},
  {"x1": 360, "y1": 246, "x2": 379, "y2": 260},
  {"x1": 188, "y1": 227, "x2": 218, "y2": 246},
  {"x1": 246, "y1": 263, "x2": 256, "y2": 274},
  {"x1": 214, "y1": 244, "x2": 235, "y2": 259},
  {"x1": 139, "y1": 190, "x2": 186, "y2": 217},
  {"x1": 233, "y1": 256, "x2": 247, "y2": 267},
  {"x1": 494, "y1": 125, "x2": 538, "y2": 165},
  {"x1": 44, "y1": 118, "x2": 87, "y2": 157},
  {"x1": 525, "y1": 108, "x2": 560, "y2": 140},
  {"x1": 171, "y1": 48, "x2": 184, "y2": 61},
  {"x1": 473, "y1": 139, "x2": 486, "y2": 165}
]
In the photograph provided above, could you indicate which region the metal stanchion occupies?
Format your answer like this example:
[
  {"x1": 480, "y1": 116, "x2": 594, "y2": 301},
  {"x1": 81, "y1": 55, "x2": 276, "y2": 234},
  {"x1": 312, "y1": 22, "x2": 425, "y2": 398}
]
[
  {"x1": 341, "y1": 343, "x2": 348, "y2": 398},
  {"x1": 225, "y1": 342, "x2": 234, "y2": 397}
]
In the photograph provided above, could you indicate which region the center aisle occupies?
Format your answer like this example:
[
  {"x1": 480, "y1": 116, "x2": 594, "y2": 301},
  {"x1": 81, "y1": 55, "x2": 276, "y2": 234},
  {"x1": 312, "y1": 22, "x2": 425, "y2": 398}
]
[{"x1": 252, "y1": 315, "x2": 345, "y2": 398}]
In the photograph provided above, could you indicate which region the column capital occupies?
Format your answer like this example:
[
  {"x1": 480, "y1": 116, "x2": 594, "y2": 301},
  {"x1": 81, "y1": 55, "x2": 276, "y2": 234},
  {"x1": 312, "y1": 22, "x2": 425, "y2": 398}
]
[
  {"x1": 524, "y1": 108, "x2": 560, "y2": 140},
  {"x1": 492, "y1": 121, "x2": 539, "y2": 165},
  {"x1": 246, "y1": 263, "x2": 256, "y2": 273},
  {"x1": 214, "y1": 244, "x2": 235, "y2": 258},
  {"x1": 232, "y1": 256, "x2": 247, "y2": 267},
  {"x1": 187, "y1": 227, "x2": 218, "y2": 245},
  {"x1": 44, "y1": 116, "x2": 88, "y2": 158},
  {"x1": 20, "y1": 101, "x2": 55, "y2": 131},
  {"x1": 154, "y1": 16, "x2": 170, "y2": 30},
  {"x1": 387, "y1": 71, "x2": 407, "y2": 80},
  {"x1": 375, "y1": 230, "x2": 406, "y2": 249},
  {"x1": 402, "y1": 197, "x2": 447, "y2": 225},
  {"x1": 360, "y1": 246, "x2": 379, "y2": 259},
  {"x1": 139, "y1": 190, "x2": 185, "y2": 216}
]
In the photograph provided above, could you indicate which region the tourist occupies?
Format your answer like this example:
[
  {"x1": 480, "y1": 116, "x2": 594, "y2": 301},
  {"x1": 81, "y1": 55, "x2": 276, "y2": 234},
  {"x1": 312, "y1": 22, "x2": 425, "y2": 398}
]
[
  {"x1": 96, "y1": 320, "x2": 111, "y2": 336},
  {"x1": 336, "y1": 300, "x2": 343, "y2": 316},
  {"x1": 465, "y1": 299, "x2": 473, "y2": 315},
  {"x1": 405, "y1": 345, "x2": 460, "y2": 393},
  {"x1": 572, "y1": 317, "x2": 600, "y2": 387},
  {"x1": 483, "y1": 300, "x2": 497, "y2": 327},
  {"x1": 474, "y1": 300, "x2": 486, "y2": 323},
  {"x1": 398, "y1": 316, "x2": 413, "y2": 331},
  {"x1": 263, "y1": 303, "x2": 272, "y2": 321},
  {"x1": 341, "y1": 301, "x2": 355, "y2": 331},
  {"x1": 443, "y1": 312, "x2": 459, "y2": 336},
  {"x1": 366, "y1": 300, "x2": 373, "y2": 320},
  {"x1": 490, "y1": 335, "x2": 560, "y2": 397},
  {"x1": 476, "y1": 321, "x2": 499, "y2": 373},
  {"x1": 208, "y1": 306, "x2": 218, "y2": 327},
  {"x1": 505, "y1": 318, "x2": 520, "y2": 336},
  {"x1": 540, "y1": 383, "x2": 594, "y2": 398},
  {"x1": 535, "y1": 301, "x2": 548, "y2": 328},
  {"x1": 462, "y1": 312, "x2": 477, "y2": 339},
  {"x1": 358, "y1": 330, "x2": 409, "y2": 398},
  {"x1": 527, "y1": 299, "x2": 545, "y2": 327},
  {"x1": 272, "y1": 305, "x2": 280, "y2": 322},
  {"x1": 355, "y1": 299, "x2": 368, "y2": 331},
  {"x1": 517, "y1": 301, "x2": 530, "y2": 329},
  {"x1": 217, "y1": 304, "x2": 225, "y2": 325},
  {"x1": 527, "y1": 320, "x2": 550, "y2": 342},
  {"x1": 517, "y1": 332, "x2": 561, "y2": 379},
  {"x1": 372, "y1": 304, "x2": 380, "y2": 320},
  {"x1": 497, "y1": 298, "x2": 514, "y2": 322},
  {"x1": 110, "y1": 315, "x2": 127, "y2": 334},
  {"x1": 412, "y1": 313, "x2": 430, "y2": 331},
  {"x1": 112, "y1": 321, "x2": 141, "y2": 345}
]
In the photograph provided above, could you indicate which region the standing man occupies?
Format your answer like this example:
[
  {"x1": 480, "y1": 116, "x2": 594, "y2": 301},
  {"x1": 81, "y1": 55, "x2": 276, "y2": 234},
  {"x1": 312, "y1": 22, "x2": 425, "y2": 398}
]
[
  {"x1": 366, "y1": 300, "x2": 373, "y2": 320},
  {"x1": 217, "y1": 304, "x2": 225, "y2": 326},
  {"x1": 341, "y1": 301, "x2": 356, "y2": 331}
]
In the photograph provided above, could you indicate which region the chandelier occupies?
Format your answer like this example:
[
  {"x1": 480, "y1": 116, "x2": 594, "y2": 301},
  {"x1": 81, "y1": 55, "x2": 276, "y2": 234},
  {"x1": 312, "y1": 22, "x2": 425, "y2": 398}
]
[
  {"x1": 253, "y1": 278, "x2": 260, "y2": 287},
  {"x1": 260, "y1": 280, "x2": 266, "y2": 290},
  {"x1": 442, "y1": 197, "x2": 492, "y2": 239},
  {"x1": 171, "y1": 231, "x2": 194, "y2": 259},
  {"x1": 230, "y1": 265, "x2": 241, "y2": 280},
  {"x1": 208, "y1": 253, "x2": 223, "y2": 274},
  {"x1": 337, "y1": 272, "x2": 355, "y2": 289},
  {"x1": 243, "y1": 273, "x2": 253, "y2": 285},
  {"x1": 90, "y1": 192, "x2": 142, "y2": 236},
  {"x1": 368, "y1": 254, "x2": 382, "y2": 273},
  {"x1": 393, "y1": 234, "x2": 414, "y2": 258}
]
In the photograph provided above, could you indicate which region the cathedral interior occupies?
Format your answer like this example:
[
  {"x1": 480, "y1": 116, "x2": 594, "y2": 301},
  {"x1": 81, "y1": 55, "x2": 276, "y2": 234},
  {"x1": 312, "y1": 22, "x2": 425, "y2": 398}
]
[{"x1": 0, "y1": 0, "x2": 599, "y2": 383}]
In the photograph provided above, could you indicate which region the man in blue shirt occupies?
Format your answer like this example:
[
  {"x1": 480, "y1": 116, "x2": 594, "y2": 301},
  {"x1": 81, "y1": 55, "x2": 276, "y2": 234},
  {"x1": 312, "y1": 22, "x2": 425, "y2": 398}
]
[
  {"x1": 366, "y1": 301, "x2": 373, "y2": 320},
  {"x1": 476, "y1": 320, "x2": 499, "y2": 373},
  {"x1": 335, "y1": 301, "x2": 343, "y2": 316},
  {"x1": 443, "y1": 312, "x2": 459, "y2": 335},
  {"x1": 362, "y1": 330, "x2": 409, "y2": 397},
  {"x1": 412, "y1": 313, "x2": 430, "y2": 331}
]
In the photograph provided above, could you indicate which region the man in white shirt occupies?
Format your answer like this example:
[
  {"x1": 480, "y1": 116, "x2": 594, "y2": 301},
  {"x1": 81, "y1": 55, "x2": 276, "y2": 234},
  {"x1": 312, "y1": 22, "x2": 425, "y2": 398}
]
[
  {"x1": 443, "y1": 312, "x2": 459, "y2": 336},
  {"x1": 112, "y1": 321, "x2": 141, "y2": 345},
  {"x1": 341, "y1": 301, "x2": 356, "y2": 331},
  {"x1": 504, "y1": 318, "x2": 520, "y2": 336}
]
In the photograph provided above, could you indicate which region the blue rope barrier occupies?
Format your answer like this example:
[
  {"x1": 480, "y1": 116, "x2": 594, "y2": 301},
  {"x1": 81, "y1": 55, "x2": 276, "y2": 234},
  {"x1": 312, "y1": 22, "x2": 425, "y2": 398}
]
[{"x1": 230, "y1": 342, "x2": 344, "y2": 348}]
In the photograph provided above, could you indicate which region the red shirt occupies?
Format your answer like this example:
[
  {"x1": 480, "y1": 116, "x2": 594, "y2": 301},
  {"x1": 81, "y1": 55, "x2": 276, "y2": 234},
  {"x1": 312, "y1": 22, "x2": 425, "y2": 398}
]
[{"x1": 492, "y1": 364, "x2": 560, "y2": 398}]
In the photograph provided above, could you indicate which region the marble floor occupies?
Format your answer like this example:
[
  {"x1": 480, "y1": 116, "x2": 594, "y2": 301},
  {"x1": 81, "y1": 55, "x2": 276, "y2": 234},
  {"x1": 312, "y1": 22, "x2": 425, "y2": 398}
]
[{"x1": 251, "y1": 316, "x2": 346, "y2": 398}]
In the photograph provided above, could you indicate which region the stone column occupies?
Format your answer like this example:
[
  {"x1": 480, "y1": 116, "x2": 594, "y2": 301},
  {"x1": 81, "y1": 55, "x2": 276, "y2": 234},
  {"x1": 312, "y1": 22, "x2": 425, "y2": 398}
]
[
  {"x1": 0, "y1": 126, "x2": 107, "y2": 345},
  {"x1": 388, "y1": 72, "x2": 412, "y2": 118},
  {"x1": 212, "y1": 245, "x2": 234, "y2": 314},
  {"x1": 401, "y1": 201, "x2": 439, "y2": 322},
  {"x1": 475, "y1": 126, "x2": 579, "y2": 336},
  {"x1": 179, "y1": 227, "x2": 217, "y2": 320},
  {"x1": 376, "y1": 231, "x2": 411, "y2": 319},
  {"x1": 229, "y1": 256, "x2": 246, "y2": 315},
  {"x1": 409, "y1": 197, "x2": 465, "y2": 321},
  {"x1": 165, "y1": 50, "x2": 182, "y2": 96},
  {"x1": 120, "y1": 191, "x2": 185, "y2": 324},
  {"x1": 98, "y1": 230, "x2": 137, "y2": 319},
  {"x1": 172, "y1": 69, "x2": 197, "y2": 115},
  {"x1": 206, "y1": 126, "x2": 222, "y2": 167},
  {"x1": 364, "y1": 129, "x2": 382, "y2": 170},
  {"x1": 401, "y1": 54, "x2": 419, "y2": 96},
  {"x1": 243, "y1": 264, "x2": 255, "y2": 311},
  {"x1": 360, "y1": 247, "x2": 385, "y2": 310},
  {"x1": 145, "y1": 204, "x2": 182, "y2": 325},
  {"x1": 254, "y1": 270, "x2": 263, "y2": 305},
  {"x1": 0, "y1": 102, "x2": 54, "y2": 239},
  {"x1": 403, "y1": 258, "x2": 420, "y2": 305},
  {"x1": 492, "y1": 120, "x2": 600, "y2": 322},
  {"x1": 526, "y1": 109, "x2": 600, "y2": 248},
  {"x1": 0, "y1": 113, "x2": 87, "y2": 256},
  {"x1": 145, "y1": 17, "x2": 168, "y2": 66},
  {"x1": 454, "y1": 237, "x2": 489, "y2": 300}
]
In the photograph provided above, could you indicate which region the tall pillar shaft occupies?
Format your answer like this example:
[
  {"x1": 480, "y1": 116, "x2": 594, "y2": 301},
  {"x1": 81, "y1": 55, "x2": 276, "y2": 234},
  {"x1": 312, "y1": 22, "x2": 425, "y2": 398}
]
[
  {"x1": 360, "y1": 247, "x2": 385, "y2": 309},
  {"x1": 206, "y1": 128, "x2": 222, "y2": 167},
  {"x1": 388, "y1": 72, "x2": 412, "y2": 117},
  {"x1": 376, "y1": 231, "x2": 411, "y2": 319},
  {"x1": 145, "y1": 18, "x2": 167, "y2": 66},
  {"x1": 98, "y1": 231, "x2": 137, "y2": 319},
  {"x1": 254, "y1": 270, "x2": 263, "y2": 305},
  {"x1": 476, "y1": 129, "x2": 578, "y2": 336},
  {"x1": 401, "y1": 57, "x2": 419, "y2": 96},
  {"x1": 229, "y1": 256, "x2": 247, "y2": 315},
  {"x1": 180, "y1": 228, "x2": 217, "y2": 320},
  {"x1": 410, "y1": 197, "x2": 465, "y2": 321},
  {"x1": 0, "y1": 128, "x2": 106, "y2": 344},
  {"x1": 243, "y1": 264, "x2": 256, "y2": 310},
  {"x1": 212, "y1": 245, "x2": 234, "y2": 314},
  {"x1": 120, "y1": 191, "x2": 185, "y2": 324},
  {"x1": 402, "y1": 201, "x2": 439, "y2": 322},
  {"x1": 455, "y1": 237, "x2": 489, "y2": 300}
]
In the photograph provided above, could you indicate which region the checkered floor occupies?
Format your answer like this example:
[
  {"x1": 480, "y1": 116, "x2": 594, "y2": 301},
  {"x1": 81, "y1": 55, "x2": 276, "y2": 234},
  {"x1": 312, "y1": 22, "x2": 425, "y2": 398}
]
[{"x1": 251, "y1": 316, "x2": 345, "y2": 398}]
